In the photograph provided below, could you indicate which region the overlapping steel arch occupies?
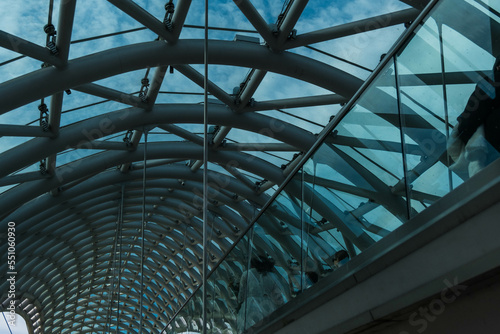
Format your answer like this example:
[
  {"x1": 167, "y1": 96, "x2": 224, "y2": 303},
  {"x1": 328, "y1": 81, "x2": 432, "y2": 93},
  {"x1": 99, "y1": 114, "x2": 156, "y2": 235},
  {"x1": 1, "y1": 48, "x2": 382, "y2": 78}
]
[{"x1": 0, "y1": 0, "x2": 423, "y2": 332}]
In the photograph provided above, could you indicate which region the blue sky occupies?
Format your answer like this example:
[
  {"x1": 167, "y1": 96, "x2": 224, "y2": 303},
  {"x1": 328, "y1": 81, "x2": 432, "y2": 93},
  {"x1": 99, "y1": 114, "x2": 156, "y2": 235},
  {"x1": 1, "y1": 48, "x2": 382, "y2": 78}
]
[
  {"x1": 0, "y1": 0, "x2": 408, "y2": 187},
  {"x1": 0, "y1": 0, "x2": 410, "y2": 331}
]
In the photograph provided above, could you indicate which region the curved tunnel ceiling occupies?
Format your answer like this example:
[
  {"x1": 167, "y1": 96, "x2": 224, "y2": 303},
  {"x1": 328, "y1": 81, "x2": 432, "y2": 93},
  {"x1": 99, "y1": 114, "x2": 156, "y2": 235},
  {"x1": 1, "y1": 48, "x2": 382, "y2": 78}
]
[{"x1": 0, "y1": 0, "x2": 419, "y2": 333}]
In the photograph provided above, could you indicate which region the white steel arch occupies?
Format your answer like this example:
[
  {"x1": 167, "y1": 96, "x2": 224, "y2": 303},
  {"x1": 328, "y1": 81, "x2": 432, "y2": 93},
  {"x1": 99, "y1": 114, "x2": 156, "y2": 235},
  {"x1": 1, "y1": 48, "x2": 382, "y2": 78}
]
[{"x1": 0, "y1": 0, "x2": 419, "y2": 332}]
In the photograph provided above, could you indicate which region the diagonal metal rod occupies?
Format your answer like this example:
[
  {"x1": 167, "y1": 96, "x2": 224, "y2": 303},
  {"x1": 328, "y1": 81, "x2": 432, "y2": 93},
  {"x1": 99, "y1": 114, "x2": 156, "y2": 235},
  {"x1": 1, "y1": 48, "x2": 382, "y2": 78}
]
[
  {"x1": 116, "y1": 184, "x2": 125, "y2": 334},
  {"x1": 47, "y1": 0, "x2": 54, "y2": 24},
  {"x1": 139, "y1": 130, "x2": 148, "y2": 333},
  {"x1": 107, "y1": 0, "x2": 175, "y2": 43},
  {"x1": 46, "y1": 0, "x2": 77, "y2": 180},
  {"x1": 276, "y1": 108, "x2": 325, "y2": 128},
  {"x1": 105, "y1": 186, "x2": 124, "y2": 333},
  {"x1": 159, "y1": 124, "x2": 205, "y2": 146},
  {"x1": 0, "y1": 55, "x2": 25, "y2": 67},
  {"x1": 73, "y1": 83, "x2": 147, "y2": 108},
  {"x1": 1, "y1": 312, "x2": 13, "y2": 334},
  {"x1": 243, "y1": 94, "x2": 348, "y2": 112},
  {"x1": 222, "y1": 164, "x2": 256, "y2": 191},
  {"x1": 0, "y1": 31, "x2": 64, "y2": 67},
  {"x1": 220, "y1": 142, "x2": 297, "y2": 151},
  {"x1": 235, "y1": 68, "x2": 267, "y2": 112},
  {"x1": 202, "y1": 0, "x2": 209, "y2": 332},
  {"x1": 232, "y1": 0, "x2": 278, "y2": 49},
  {"x1": 174, "y1": 64, "x2": 235, "y2": 107},
  {"x1": 170, "y1": 0, "x2": 193, "y2": 42},
  {"x1": 275, "y1": 0, "x2": 309, "y2": 47},
  {"x1": 306, "y1": 45, "x2": 373, "y2": 72},
  {"x1": 0, "y1": 125, "x2": 55, "y2": 138},
  {"x1": 284, "y1": 8, "x2": 420, "y2": 49}
]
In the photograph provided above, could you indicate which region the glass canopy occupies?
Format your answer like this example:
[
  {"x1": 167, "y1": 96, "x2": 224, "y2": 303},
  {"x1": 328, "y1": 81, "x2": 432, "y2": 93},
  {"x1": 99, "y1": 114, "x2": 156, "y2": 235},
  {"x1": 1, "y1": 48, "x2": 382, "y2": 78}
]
[
  {"x1": 8, "y1": 0, "x2": 499, "y2": 333},
  {"x1": 163, "y1": 0, "x2": 500, "y2": 332}
]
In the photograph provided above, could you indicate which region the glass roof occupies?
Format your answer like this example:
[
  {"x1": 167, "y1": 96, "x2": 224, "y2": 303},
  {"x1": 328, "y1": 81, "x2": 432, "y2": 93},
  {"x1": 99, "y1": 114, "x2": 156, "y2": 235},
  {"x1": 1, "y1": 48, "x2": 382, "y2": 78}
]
[{"x1": 0, "y1": 0, "x2": 417, "y2": 333}]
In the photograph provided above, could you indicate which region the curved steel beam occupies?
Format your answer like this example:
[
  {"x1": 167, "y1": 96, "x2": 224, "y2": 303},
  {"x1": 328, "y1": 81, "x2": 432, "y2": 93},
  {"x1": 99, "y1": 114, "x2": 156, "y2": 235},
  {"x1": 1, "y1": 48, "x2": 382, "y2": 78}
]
[
  {"x1": 283, "y1": 8, "x2": 420, "y2": 49},
  {"x1": 3, "y1": 166, "x2": 264, "y2": 225},
  {"x1": 0, "y1": 141, "x2": 287, "y2": 216},
  {"x1": 0, "y1": 168, "x2": 266, "y2": 312},
  {"x1": 0, "y1": 103, "x2": 315, "y2": 179},
  {"x1": 24, "y1": 244, "x2": 192, "y2": 318},
  {"x1": 2, "y1": 146, "x2": 378, "y2": 251},
  {"x1": 18, "y1": 184, "x2": 254, "y2": 237},
  {"x1": 0, "y1": 39, "x2": 364, "y2": 114},
  {"x1": 0, "y1": 30, "x2": 65, "y2": 67}
]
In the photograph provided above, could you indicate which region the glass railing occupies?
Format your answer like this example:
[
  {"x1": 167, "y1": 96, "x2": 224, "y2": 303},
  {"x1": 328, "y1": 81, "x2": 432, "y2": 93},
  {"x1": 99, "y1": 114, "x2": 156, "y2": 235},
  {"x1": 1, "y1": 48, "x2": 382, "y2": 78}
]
[{"x1": 165, "y1": 0, "x2": 500, "y2": 332}]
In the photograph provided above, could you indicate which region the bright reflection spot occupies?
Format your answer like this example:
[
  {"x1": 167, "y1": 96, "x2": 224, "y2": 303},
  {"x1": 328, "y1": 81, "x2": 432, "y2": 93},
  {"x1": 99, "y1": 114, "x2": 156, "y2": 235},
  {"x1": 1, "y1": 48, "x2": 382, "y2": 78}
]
[{"x1": 1, "y1": 312, "x2": 29, "y2": 334}]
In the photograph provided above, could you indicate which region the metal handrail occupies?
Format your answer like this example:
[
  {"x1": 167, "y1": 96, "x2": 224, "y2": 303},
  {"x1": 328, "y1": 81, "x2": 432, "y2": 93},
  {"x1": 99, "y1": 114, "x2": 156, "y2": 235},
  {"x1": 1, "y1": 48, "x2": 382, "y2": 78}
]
[{"x1": 163, "y1": 0, "x2": 440, "y2": 330}]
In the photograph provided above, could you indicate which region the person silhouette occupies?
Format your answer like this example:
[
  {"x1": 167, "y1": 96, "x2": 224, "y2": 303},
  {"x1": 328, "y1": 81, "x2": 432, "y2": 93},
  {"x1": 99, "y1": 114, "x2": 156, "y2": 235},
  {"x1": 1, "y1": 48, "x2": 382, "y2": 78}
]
[
  {"x1": 333, "y1": 249, "x2": 349, "y2": 269},
  {"x1": 236, "y1": 255, "x2": 284, "y2": 332},
  {"x1": 448, "y1": 55, "x2": 500, "y2": 177}
]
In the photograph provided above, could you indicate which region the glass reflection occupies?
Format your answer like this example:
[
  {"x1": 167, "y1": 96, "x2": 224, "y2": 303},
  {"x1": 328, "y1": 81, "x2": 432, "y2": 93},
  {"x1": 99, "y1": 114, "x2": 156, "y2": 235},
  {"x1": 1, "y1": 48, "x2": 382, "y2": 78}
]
[{"x1": 166, "y1": 1, "x2": 500, "y2": 332}]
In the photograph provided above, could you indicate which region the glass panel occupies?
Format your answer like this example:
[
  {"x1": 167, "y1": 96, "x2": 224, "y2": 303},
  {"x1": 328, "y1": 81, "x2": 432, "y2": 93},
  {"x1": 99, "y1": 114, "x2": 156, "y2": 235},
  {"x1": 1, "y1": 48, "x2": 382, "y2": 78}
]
[
  {"x1": 442, "y1": 0, "x2": 500, "y2": 176},
  {"x1": 261, "y1": 187, "x2": 302, "y2": 301},
  {"x1": 166, "y1": 233, "x2": 251, "y2": 333},
  {"x1": 396, "y1": 15, "x2": 450, "y2": 217},
  {"x1": 296, "y1": 164, "x2": 335, "y2": 290},
  {"x1": 236, "y1": 206, "x2": 290, "y2": 331},
  {"x1": 272, "y1": 186, "x2": 305, "y2": 298},
  {"x1": 396, "y1": 0, "x2": 500, "y2": 217},
  {"x1": 207, "y1": 265, "x2": 235, "y2": 333},
  {"x1": 313, "y1": 57, "x2": 405, "y2": 251},
  {"x1": 166, "y1": 1, "x2": 500, "y2": 331},
  {"x1": 233, "y1": 232, "x2": 253, "y2": 333},
  {"x1": 207, "y1": 239, "x2": 248, "y2": 333}
]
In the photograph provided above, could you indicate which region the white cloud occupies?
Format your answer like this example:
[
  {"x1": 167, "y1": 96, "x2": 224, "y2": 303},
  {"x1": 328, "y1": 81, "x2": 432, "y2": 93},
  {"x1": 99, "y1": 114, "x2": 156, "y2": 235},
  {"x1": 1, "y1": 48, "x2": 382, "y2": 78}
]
[
  {"x1": 0, "y1": 0, "x2": 411, "y2": 192},
  {"x1": 0, "y1": 0, "x2": 411, "y2": 170}
]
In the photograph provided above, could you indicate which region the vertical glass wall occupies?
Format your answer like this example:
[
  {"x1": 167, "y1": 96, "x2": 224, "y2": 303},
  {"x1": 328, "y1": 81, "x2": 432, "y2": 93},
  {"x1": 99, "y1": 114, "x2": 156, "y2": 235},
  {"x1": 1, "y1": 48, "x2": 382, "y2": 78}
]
[
  {"x1": 166, "y1": 0, "x2": 500, "y2": 332},
  {"x1": 397, "y1": 0, "x2": 500, "y2": 217}
]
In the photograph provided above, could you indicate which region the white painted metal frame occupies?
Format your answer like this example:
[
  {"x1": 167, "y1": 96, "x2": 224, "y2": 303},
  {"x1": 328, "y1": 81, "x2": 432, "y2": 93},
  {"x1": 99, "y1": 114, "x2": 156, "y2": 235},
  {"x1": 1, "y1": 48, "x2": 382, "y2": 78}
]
[{"x1": 0, "y1": 0, "x2": 419, "y2": 332}]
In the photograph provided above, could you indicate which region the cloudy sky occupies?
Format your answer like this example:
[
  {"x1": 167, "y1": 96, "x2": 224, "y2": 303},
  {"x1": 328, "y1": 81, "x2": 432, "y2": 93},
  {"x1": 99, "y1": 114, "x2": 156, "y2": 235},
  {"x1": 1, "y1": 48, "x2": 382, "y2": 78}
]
[
  {"x1": 0, "y1": 0, "x2": 409, "y2": 331},
  {"x1": 0, "y1": 0, "x2": 409, "y2": 126},
  {"x1": 0, "y1": 0, "x2": 408, "y2": 197}
]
